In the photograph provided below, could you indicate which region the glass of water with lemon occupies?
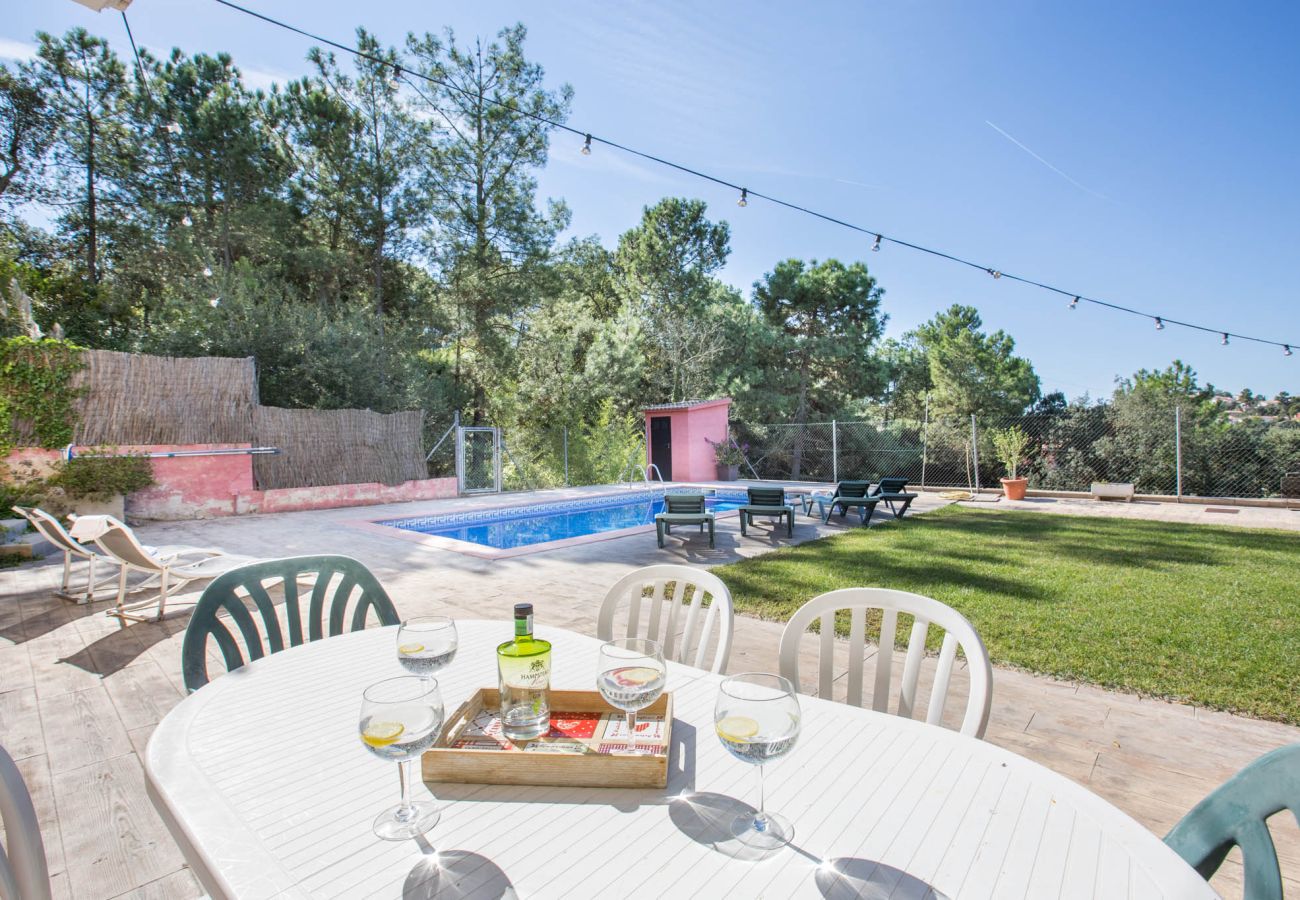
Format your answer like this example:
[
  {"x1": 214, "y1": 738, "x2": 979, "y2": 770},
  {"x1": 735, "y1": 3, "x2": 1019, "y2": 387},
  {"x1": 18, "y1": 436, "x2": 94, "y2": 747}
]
[
  {"x1": 397, "y1": 616, "x2": 458, "y2": 679},
  {"x1": 359, "y1": 676, "x2": 445, "y2": 840},
  {"x1": 597, "y1": 638, "x2": 666, "y2": 755},
  {"x1": 715, "y1": 673, "x2": 801, "y2": 849}
]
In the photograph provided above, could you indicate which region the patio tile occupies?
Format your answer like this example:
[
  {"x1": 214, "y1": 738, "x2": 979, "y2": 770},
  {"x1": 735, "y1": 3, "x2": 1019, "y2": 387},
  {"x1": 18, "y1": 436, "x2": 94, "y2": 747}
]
[
  {"x1": 40, "y1": 685, "x2": 134, "y2": 775},
  {"x1": 0, "y1": 687, "x2": 44, "y2": 761}
]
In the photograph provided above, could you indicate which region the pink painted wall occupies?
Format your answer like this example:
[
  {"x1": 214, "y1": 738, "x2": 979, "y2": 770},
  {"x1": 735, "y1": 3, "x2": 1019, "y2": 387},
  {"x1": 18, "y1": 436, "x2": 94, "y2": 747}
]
[
  {"x1": 4, "y1": 443, "x2": 457, "y2": 521},
  {"x1": 642, "y1": 398, "x2": 731, "y2": 482}
]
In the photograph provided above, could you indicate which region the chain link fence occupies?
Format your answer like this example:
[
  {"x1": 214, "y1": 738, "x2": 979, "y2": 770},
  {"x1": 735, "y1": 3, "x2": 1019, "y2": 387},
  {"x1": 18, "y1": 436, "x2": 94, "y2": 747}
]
[{"x1": 737, "y1": 406, "x2": 1300, "y2": 501}]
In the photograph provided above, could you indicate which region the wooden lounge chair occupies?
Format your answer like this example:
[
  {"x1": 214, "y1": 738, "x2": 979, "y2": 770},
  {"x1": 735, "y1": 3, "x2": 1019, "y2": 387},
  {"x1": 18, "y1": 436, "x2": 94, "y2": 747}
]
[
  {"x1": 655, "y1": 494, "x2": 714, "y2": 549},
  {"x1": 870, "y1": 477, "x2": 920, "y2": 518},
  {"x1": 815, "y1": 480, "x2": 881, "y2": 526},
  {"x1": 68, "y1": 515, "x2": 260, "y2": 623},
  {"x1": 738, "y1": 486, "x2": 794, "y2": 538}
]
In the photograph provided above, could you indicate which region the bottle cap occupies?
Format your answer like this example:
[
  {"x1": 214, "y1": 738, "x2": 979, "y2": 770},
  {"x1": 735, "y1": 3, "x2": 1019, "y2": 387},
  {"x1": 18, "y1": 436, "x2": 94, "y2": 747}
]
[{"x1": 514, "y1": 603, "x2": 533, "y2": 617}]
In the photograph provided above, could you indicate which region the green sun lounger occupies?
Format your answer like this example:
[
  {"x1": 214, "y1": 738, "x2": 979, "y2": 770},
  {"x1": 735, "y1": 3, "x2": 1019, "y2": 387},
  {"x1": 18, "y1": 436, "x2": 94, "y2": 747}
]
[
  {"x1": 655, "y1": 494, "x2": 715, "y2": 549},
  {"x1": 870, "y1": 477, "x2": 920, "y2": 518},
  {"x1": 813, "y1": 480, "x2": 881, "y2": 526},
  {"x1": 738, "y1": 486, "x2": 794, "y2": 538}
]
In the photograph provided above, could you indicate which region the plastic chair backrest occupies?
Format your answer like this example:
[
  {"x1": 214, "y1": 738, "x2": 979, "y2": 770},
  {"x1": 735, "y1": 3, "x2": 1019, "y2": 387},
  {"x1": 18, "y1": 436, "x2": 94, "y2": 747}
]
[
  {"x1": 835, "y1": 481, "x2": 872, "y2": 499},
  {"x1": 597, "y1": 565, "x2": 734, "y2": 673},
  {"x1": 663, "y1": 494, "x2": 706, "y2": 514},
  {"x1": 182, "y1": 555, "x2": 399, "y2": 692},
  {"x1": 778, "y1": 587, "x2": 993, "y2": 738},
  {"x1": 874, "y1": 477, "x2": 909, "y2": 495},
  {"x1": 1164, "y1": 743, "x2": 1300, "y2": 900},
  {"x1": 746, "y1": 487, "x2": 786, "y2": 507},
  {"x1": 0, "y1": 743, "x2": 51, "y2": 900}
]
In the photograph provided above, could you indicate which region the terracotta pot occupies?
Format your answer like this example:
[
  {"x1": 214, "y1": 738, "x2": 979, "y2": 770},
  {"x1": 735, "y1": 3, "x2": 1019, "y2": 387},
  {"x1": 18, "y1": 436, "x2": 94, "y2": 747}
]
[{"x1": 1000, "y1": 477, "x2": 1028, "y2": 501}]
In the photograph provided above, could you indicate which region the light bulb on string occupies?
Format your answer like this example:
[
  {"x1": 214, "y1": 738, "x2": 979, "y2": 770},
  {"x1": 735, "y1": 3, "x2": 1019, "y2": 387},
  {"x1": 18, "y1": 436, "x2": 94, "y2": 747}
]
[
  {"x1": 1069, "y1": 296, "x2": 1079, "y2": 310},
  {"x1": 871, "y1": 234, "x2": 882, "y2": 252},
  {"x1": 1221, "y1": 333, "x2": 1230, "y2": 346},
  {"x1": 737, "y1": 188, "x2": 748, "y2": 207},
  {"x1": 165, "y1": 122, "x2": 182, "y2": 135},
  {"x1": 581, "y1": 134, "x2": 592, "y2": 156},
  {"x1": 209, "y1": 297, "x2": 220, "y2": 308},
  {"x1": 389, "y1": 66, "x2": 402, "y2": 91},
  {"x1": 181, "y1": 214, "x2": 193, "y2": 228},
  {"x1": 202, "y1": 266, "x2": 213, "y2": 278},
  {"x1": 1285, "y1": 345, "x2": 1294, "y2": 357},
  {"x1": 987, "y1": 268, "x2": 1001, "y2": 279},
  {"x1": 1154, "y1": 317, "x2": 1164, "y2": 330}
]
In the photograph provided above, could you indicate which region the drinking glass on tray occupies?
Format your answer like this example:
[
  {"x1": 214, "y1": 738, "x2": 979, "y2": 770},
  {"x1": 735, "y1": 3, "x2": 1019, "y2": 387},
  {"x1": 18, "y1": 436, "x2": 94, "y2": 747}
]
[{"x1": 597, "y1": 638, "x2": 667, "y2": 755}]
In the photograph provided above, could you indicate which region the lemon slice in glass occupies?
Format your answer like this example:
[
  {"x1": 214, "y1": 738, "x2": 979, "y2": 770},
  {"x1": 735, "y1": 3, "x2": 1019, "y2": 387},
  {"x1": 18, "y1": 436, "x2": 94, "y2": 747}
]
[
  {"x1": 362, "y1": 721, "x2": 405, "y2": 748},
  {"x1": 614, "y1": 666, "x2": 661, "y2": 686},
  {"x1": 397, "y1": 643, "x2": 425, "y2": 656},
  {"x1": 716, "y1": 715, "x2": 760, "y2": 741}
]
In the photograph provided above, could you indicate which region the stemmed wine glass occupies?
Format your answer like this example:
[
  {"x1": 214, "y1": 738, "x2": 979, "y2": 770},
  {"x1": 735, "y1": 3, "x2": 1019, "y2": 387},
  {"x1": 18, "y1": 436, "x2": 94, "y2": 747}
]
[
  {"x1": 359, "y1": 676, "x2": 445, "y2": 840},
  {"x1": 715, "y1": 673, "x2": 801, "y2": 849},
  {"x1": 396, "y1": 616, "x2": 458, "y2": 680},
  {"x1": 597, "y1": 638, "x2": 667, "y2": 755}
]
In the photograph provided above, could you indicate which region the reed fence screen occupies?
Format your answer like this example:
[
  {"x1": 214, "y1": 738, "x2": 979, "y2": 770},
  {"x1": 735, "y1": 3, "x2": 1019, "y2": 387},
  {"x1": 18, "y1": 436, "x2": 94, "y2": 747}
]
[
  {"x1": 251, "y1": 407, "x2": 427, "y2": 490},
  {"x1": 73, "y1": 350, "x2": 257, "y2": 445}
]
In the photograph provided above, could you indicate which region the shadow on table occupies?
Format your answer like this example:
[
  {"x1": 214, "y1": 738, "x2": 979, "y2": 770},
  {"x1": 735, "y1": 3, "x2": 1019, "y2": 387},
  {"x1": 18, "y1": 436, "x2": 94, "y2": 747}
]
[
  {"x1": 815, "y1": 857, "x2": 950, "y2": 900},
  {"x1": 404, "y1": 838, "x2": 517, "y2": 900},
  {"x1": 669, "y1": 792, "x2": 818, "y2": 864}
]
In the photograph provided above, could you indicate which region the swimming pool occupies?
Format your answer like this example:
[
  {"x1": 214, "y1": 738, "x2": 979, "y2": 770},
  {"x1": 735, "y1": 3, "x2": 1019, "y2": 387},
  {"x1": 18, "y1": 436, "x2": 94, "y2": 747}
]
[{"x1": 377, "y1": 489, "x2": 749, "y2": 555}]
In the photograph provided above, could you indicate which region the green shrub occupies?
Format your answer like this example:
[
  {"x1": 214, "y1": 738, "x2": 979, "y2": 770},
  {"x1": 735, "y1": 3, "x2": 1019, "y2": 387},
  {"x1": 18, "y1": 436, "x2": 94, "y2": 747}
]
[{"x1": 45, "y1": 454, "x2": 154, "y2": 501}]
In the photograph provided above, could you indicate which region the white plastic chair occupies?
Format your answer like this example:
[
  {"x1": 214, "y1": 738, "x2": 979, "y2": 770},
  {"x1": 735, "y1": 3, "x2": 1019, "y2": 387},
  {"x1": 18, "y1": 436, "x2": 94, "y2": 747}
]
[
  {"x1": 597, "y1": 565, "x2": 734, "y2": 673},
  {"x1": 0, "y1": 744, "x2": 52, "y2": 900},
  {"x1": 69, "y1": 515, "x2": 260, "y2": 623},
  {"x1": 778, "y1": 588, "x2": 993, "y2": 738}
]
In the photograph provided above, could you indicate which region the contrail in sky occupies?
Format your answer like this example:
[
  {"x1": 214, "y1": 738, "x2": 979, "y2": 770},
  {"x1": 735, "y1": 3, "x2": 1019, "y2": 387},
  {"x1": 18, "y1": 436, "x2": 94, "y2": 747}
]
[{"x1": 985, "y1": 120, "x2": 1109, "y2": 200}]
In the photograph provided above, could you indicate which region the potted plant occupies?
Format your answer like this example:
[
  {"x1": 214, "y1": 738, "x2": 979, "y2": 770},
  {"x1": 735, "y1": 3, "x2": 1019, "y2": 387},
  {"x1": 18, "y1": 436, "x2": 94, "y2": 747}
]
[
  {"x1": 707, "y1": 431, "x2": 748, "y2": 481},
  {"x1": 42, "y1": 453, "x2": 155, "y2": 518},
  {"x1": 991, "y1": 426, "x2": 1031, "y2": 500}
]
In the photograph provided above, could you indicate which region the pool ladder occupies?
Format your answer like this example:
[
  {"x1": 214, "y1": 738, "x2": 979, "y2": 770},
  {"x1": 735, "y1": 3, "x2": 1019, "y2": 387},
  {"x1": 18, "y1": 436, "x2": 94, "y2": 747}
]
[{"x1": 620, "y1": 463, "x2": 667, "y2": 492}]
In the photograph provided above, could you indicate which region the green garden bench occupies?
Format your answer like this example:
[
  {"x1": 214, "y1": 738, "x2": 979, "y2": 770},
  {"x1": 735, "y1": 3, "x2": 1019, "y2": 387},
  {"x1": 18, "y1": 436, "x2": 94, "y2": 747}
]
[{"x1": 655, "y1": 494, "x2": 715, "y2": 549}]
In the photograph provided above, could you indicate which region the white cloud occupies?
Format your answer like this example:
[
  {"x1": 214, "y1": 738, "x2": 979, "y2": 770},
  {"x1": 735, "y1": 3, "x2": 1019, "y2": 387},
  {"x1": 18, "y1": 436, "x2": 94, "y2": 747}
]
[{"x1": 0, "y1": 37, "x2": 37, "y2": 63}]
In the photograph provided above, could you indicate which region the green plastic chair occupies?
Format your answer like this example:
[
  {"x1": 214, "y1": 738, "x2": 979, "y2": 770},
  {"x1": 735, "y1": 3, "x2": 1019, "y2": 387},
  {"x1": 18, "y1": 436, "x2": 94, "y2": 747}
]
[
  {"x1": 181, "y1": 555, "x2": 399, "y2": 692},
  {"x1": 1164, "y1": 743, "x2": 1300, "y2": 899}
]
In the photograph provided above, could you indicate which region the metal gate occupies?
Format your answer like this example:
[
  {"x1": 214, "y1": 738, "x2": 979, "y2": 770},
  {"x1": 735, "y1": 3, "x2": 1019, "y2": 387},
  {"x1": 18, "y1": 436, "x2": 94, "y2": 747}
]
[{"x1": 456, "y1": 427, "x2": 501, "y2": 494}]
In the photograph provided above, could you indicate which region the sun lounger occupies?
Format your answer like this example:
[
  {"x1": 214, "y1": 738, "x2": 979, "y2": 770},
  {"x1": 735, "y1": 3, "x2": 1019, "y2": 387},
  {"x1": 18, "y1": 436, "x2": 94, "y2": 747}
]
[
  {"x1": 870, "y1": 477, "x2": 920, "y2": 518},
  {"x1": 814, "y1": 480, "x2": 881, "y2": 526},
  {"x1": 68, "y1": 515, "x2": 260, "y2": 623},
  {"x1": 655, "y1": 494, "x2": 715, "y2": 549},
  {"x1": 12, "y1": 506, "x2": 121, "y2": 604},
  {"x1": 738, "y1": 487, "x2": 794, "y2": 538}
]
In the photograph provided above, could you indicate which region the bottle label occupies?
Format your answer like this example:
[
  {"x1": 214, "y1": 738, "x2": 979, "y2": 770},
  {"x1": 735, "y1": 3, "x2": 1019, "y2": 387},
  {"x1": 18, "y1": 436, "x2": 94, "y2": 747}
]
[{"x1": 501, "y1": 656, "x2": 550, "y2": 689}]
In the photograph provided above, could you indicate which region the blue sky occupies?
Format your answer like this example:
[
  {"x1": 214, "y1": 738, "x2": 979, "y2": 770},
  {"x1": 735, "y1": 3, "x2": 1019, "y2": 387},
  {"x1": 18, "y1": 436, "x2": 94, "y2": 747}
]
[{"x1": 6, "y1": 1, "x2": 1298, "y2": 399}]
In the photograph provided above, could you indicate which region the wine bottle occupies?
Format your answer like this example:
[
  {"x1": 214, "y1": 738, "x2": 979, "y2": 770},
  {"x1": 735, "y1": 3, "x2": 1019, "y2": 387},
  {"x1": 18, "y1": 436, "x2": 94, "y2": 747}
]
[{"x1": 496, "y1": 603, "x2": 551, "y2": 740}]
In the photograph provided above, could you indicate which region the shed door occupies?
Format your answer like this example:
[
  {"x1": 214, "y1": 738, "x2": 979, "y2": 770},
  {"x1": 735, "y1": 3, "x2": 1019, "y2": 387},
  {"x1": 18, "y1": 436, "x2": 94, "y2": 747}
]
[{"x1": 650, "y1": 416, "x2": 672, "y2": 481}]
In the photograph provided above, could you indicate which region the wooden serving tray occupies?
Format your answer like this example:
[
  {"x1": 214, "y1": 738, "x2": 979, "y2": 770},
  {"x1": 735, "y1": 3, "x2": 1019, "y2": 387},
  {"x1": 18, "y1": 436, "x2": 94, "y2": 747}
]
[{"x1": 422, "y1": 688, "x2": 672, "y2": 788}]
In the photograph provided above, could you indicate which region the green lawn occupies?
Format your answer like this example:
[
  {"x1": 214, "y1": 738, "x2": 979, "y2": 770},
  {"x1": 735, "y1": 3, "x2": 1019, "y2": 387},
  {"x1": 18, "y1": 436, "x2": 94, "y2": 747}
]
[{"x1": 713, "y1": 506, "x2": 1300, "y2": 724}]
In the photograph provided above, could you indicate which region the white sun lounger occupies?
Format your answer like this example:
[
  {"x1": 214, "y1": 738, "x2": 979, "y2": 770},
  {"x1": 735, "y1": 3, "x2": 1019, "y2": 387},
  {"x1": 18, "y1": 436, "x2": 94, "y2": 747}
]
[
  {"x1": 68, "y1": 515, "x2": 261, "y2": 623},
  {"x1": 12, "y1": 506, "x2": 122, "y2": 604}
]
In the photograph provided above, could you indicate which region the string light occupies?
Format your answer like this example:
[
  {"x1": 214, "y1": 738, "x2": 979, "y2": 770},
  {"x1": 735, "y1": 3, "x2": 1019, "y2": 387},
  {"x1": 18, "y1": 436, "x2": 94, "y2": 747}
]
[
  {"x1": 871, "y1": 234, "x2": 882, "y2": 252},
  {"x1": 181, "y1": 214, "x2": 193, "y2": 227},
  {"x1": 202, "y1": 266, "x2": 213, "y2": 278},
  {"x1": 165, "y1": 122, "x2": 183, "y2": 135},
  {"x1": 209, "y1": 297, "x2": 221, "y2": 307},
  {"x1": 1154, "y1": 317, "x2": 1164, "y2": 330},
  {"x1": 207, "y1": 0, "x2": 1298, "y2": 358},
  {"x1": 1221, "y1": 333, "x2": 1230, "y2": 346},
  {"x1": 1286, "y1": 345, "x2": 1294, "y2": 357},
  {"x1": 581, "y1": 134, "x2": 592, "y2": 156}
]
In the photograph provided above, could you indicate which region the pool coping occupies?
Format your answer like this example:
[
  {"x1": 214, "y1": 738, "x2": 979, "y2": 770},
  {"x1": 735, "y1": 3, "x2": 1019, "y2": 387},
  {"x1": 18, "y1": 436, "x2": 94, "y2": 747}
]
[{"x1": 341, "y1": 485, "x2": 755, "y2": 559}]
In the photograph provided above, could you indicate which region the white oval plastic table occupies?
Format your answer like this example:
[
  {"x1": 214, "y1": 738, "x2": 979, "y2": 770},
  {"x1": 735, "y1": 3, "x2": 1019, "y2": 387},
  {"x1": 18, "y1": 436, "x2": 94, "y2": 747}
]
[{"x1": 144, "y1": 620, "x2": 1217, "y2": 899}]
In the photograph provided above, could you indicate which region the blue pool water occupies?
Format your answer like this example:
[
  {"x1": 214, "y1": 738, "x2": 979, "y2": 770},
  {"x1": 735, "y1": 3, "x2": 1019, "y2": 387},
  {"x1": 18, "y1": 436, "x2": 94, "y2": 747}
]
[{"x1": 383, "y1": 492, "x2": 747, "y2": 550}]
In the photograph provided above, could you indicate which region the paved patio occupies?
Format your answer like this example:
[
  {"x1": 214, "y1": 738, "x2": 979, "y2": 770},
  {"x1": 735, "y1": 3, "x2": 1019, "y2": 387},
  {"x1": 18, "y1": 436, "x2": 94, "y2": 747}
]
[{"x1": 1, "y1": 485, "x2": 1297, "y2": 898}]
